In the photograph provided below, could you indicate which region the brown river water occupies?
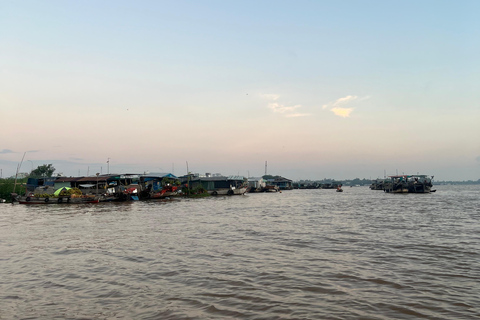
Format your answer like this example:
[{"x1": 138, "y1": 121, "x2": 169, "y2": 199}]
[{"x1": 1, "y1": 185, "x2": 479, "y2": 319}]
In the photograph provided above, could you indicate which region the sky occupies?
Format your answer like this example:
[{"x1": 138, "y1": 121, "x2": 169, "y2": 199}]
[{"x1": 1, "y1": 0, "x2": 479, "y2": 181}]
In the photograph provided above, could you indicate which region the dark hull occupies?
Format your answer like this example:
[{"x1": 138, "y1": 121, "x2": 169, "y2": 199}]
[{"x1": 17, "y1": 196, "x2": 99, "y2": 204}]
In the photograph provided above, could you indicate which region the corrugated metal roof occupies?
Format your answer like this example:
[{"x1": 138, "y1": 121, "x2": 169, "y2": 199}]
[
  {"x1": 142, "y1": 172, "x2": 178, "y2": 179},
  {"x1": 55, "y1": 177, "x2": 83, "y2": 182},
  {"x1": 77, "y1": 176, "x2": 109, "y2": 182},
  {"x1": 227, "y1": 176, "x2": 246, "y2": 180}
]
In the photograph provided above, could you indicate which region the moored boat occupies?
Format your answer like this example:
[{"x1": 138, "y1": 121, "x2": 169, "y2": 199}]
[
  {"x1": 264, "y1": 185, "x2": 280, "y2": 192},
  {"x1": 16, "y1": 195, "x2": 99, "y2": 204}
]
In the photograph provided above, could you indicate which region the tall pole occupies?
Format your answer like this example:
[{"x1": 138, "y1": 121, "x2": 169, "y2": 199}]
[
  {"x1": 265, "y1": 161, "x2": 267, "y2": 176},
  {"x1": 13, "y1": 152, "x2": 26, "y2": 198},
  {"x1": 107, "y1": 158, "x2": 110, "y2": 174}
]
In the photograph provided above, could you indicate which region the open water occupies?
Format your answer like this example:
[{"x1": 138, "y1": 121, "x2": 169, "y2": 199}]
[{"x1": 1, "y1": 185, "x2": 479, "y2": 319}]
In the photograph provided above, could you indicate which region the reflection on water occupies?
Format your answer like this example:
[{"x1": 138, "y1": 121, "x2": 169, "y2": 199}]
[{"x1": 1, "y1": 185, "x2": 479, "y2": 319}]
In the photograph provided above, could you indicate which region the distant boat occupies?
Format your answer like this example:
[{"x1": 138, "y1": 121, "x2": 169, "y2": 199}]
[
  {"x1": 336, "y1": 186, "x2": 343, "y2": 192},
  {"x1": 383, "y1": 175, "x2": 434, "y2": 193}
]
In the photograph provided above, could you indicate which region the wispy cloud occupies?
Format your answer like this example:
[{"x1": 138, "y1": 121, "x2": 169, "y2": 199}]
[
  {"x1": 322, "y1": 95, "x2": 370, "y2": 118},
  {"x1": 286, "y1": 113, "x2": 311, "y2": 118},
  {"x1": 268, "y1": 102, "x2": 301, "y2": 114},
  {"x1": 0, "y1": 149, "x2": 14, "y2": 154},
  {"x1": 262, "y1": 94, "x2": 310, "y2": 118}
]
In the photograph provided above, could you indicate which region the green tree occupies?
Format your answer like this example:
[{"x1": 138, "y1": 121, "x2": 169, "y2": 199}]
[
  {"x1": 0, "y1": 178, "x2": 26, "y2": 202},
  {"x1": 30, "y1": 164, "x2": 56, "y2": 178}
]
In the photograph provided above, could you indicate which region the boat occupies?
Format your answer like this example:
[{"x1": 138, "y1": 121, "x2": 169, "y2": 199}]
[
  {"x1": 384, "y1": 175, "x2": 434, "y2": 193},
  {"x1": 407, "y1": 175, "x2": 434, "y2": 193},
  {"x1": 264, "y1": 185, "x2": 280, "y2": 192},
  {"x1": 16, "y1": 194, "x2": 99, "y2": 204},
  {"x1": 370, "y1": 179, "x2": 388, "y2": 190},
  {"x1": 15, "y1": 185, "x2": 100, "y2": 204}
]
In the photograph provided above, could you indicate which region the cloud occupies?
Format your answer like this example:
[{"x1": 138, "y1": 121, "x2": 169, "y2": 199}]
[
  {"x1": 268, "y1": 102, "x2": 301, "y2": 114},
  {"x1": 331, "y1": 107, "x2": 354, "y2": 118},
  {"x1": 286, "y1": 113, "x2": 311, "y2": 118},
  {"x1": 263, "y1": 94, "x2": 309, "y2": 118},
  {"x1": 333, "y1": 95, "x2": 358, "y2": 107},
  {"x1": 0, "y1": 149, "x2": 14, "y2": 154},
  {"x1": 322, "y1": 95, "x2": 370, "y2": 118}
]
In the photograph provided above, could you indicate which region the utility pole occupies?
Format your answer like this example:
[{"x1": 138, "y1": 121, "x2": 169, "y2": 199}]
[
  {"x1": 96, "y1": 173, "x2": 99, "y2": 196},
  {"x1": 265, "y1": 161, "x2": 267, "y2": 176},
  {"x1": 107, "y1": 158, "x2": 110, "y2": 174}
]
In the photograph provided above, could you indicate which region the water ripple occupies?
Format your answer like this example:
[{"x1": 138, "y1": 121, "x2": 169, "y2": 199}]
[{"x1": 1, "y1": 185, "x2": 479, "y2": 319}]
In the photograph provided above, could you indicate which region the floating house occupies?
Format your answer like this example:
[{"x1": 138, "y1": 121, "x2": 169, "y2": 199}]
[
  {"x1": 139, "y1": 173, "x2": 180, "y2": 199},
  {"x1": 181, "y1": 174, "x2": 248, "y2": 195},
  {"x1": 247, "y1": 177, "x2": 266, "y2": 192},
  {"x1": 265, "y1": 176, "x2": 293, "y2": 190}
]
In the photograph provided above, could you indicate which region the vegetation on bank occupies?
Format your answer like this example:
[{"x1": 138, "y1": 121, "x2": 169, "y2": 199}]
[
  {"x1": 0, "y1": 178, "x2": 27, "y2": 202},
  {"x1": 1, "y1": 163, "x2": 56, "y2": 202}
]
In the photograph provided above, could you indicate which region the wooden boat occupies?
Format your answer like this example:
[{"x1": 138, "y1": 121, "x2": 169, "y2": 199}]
[
  {"x1": 264, "y1": 185, "x2": 280, "y2": 192},
  {"x1": 16, "y1": 195, "x2": 99, "y2": 204}
]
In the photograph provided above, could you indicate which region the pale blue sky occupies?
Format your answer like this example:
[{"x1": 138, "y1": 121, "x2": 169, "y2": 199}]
[{"x1": 1, "y1": 0, "x2": 479, "y2": 180}]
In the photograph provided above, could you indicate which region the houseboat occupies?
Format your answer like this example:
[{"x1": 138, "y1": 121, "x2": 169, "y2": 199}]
[
  {"x1": 247, "y1": 177, "x2": 266, "y2": 192},
  {"x1": 383, "y1": 175, "x2": 434, "y2": 193},
  {"x1": 182, "y1": 174, "x2": 248, "y2": 195},
  {"x1": 139, "y1": 173, "x2": 180, "y2": 199}
]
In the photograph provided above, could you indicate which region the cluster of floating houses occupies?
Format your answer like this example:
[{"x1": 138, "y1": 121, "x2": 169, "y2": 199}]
[
  {"x1": 13, "y1": 173, "x2": 296, "y2": 204},
  {"x1": 11, "y1": 172, "x2": 435, "y2": 204},
  {"x1": 369, "y1": 175, "x2": 435, "y2": 193}
]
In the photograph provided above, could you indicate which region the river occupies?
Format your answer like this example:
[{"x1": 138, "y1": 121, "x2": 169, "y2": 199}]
[{"x1": 1, "y1": 185, "x2": 479, "y2": 319}]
